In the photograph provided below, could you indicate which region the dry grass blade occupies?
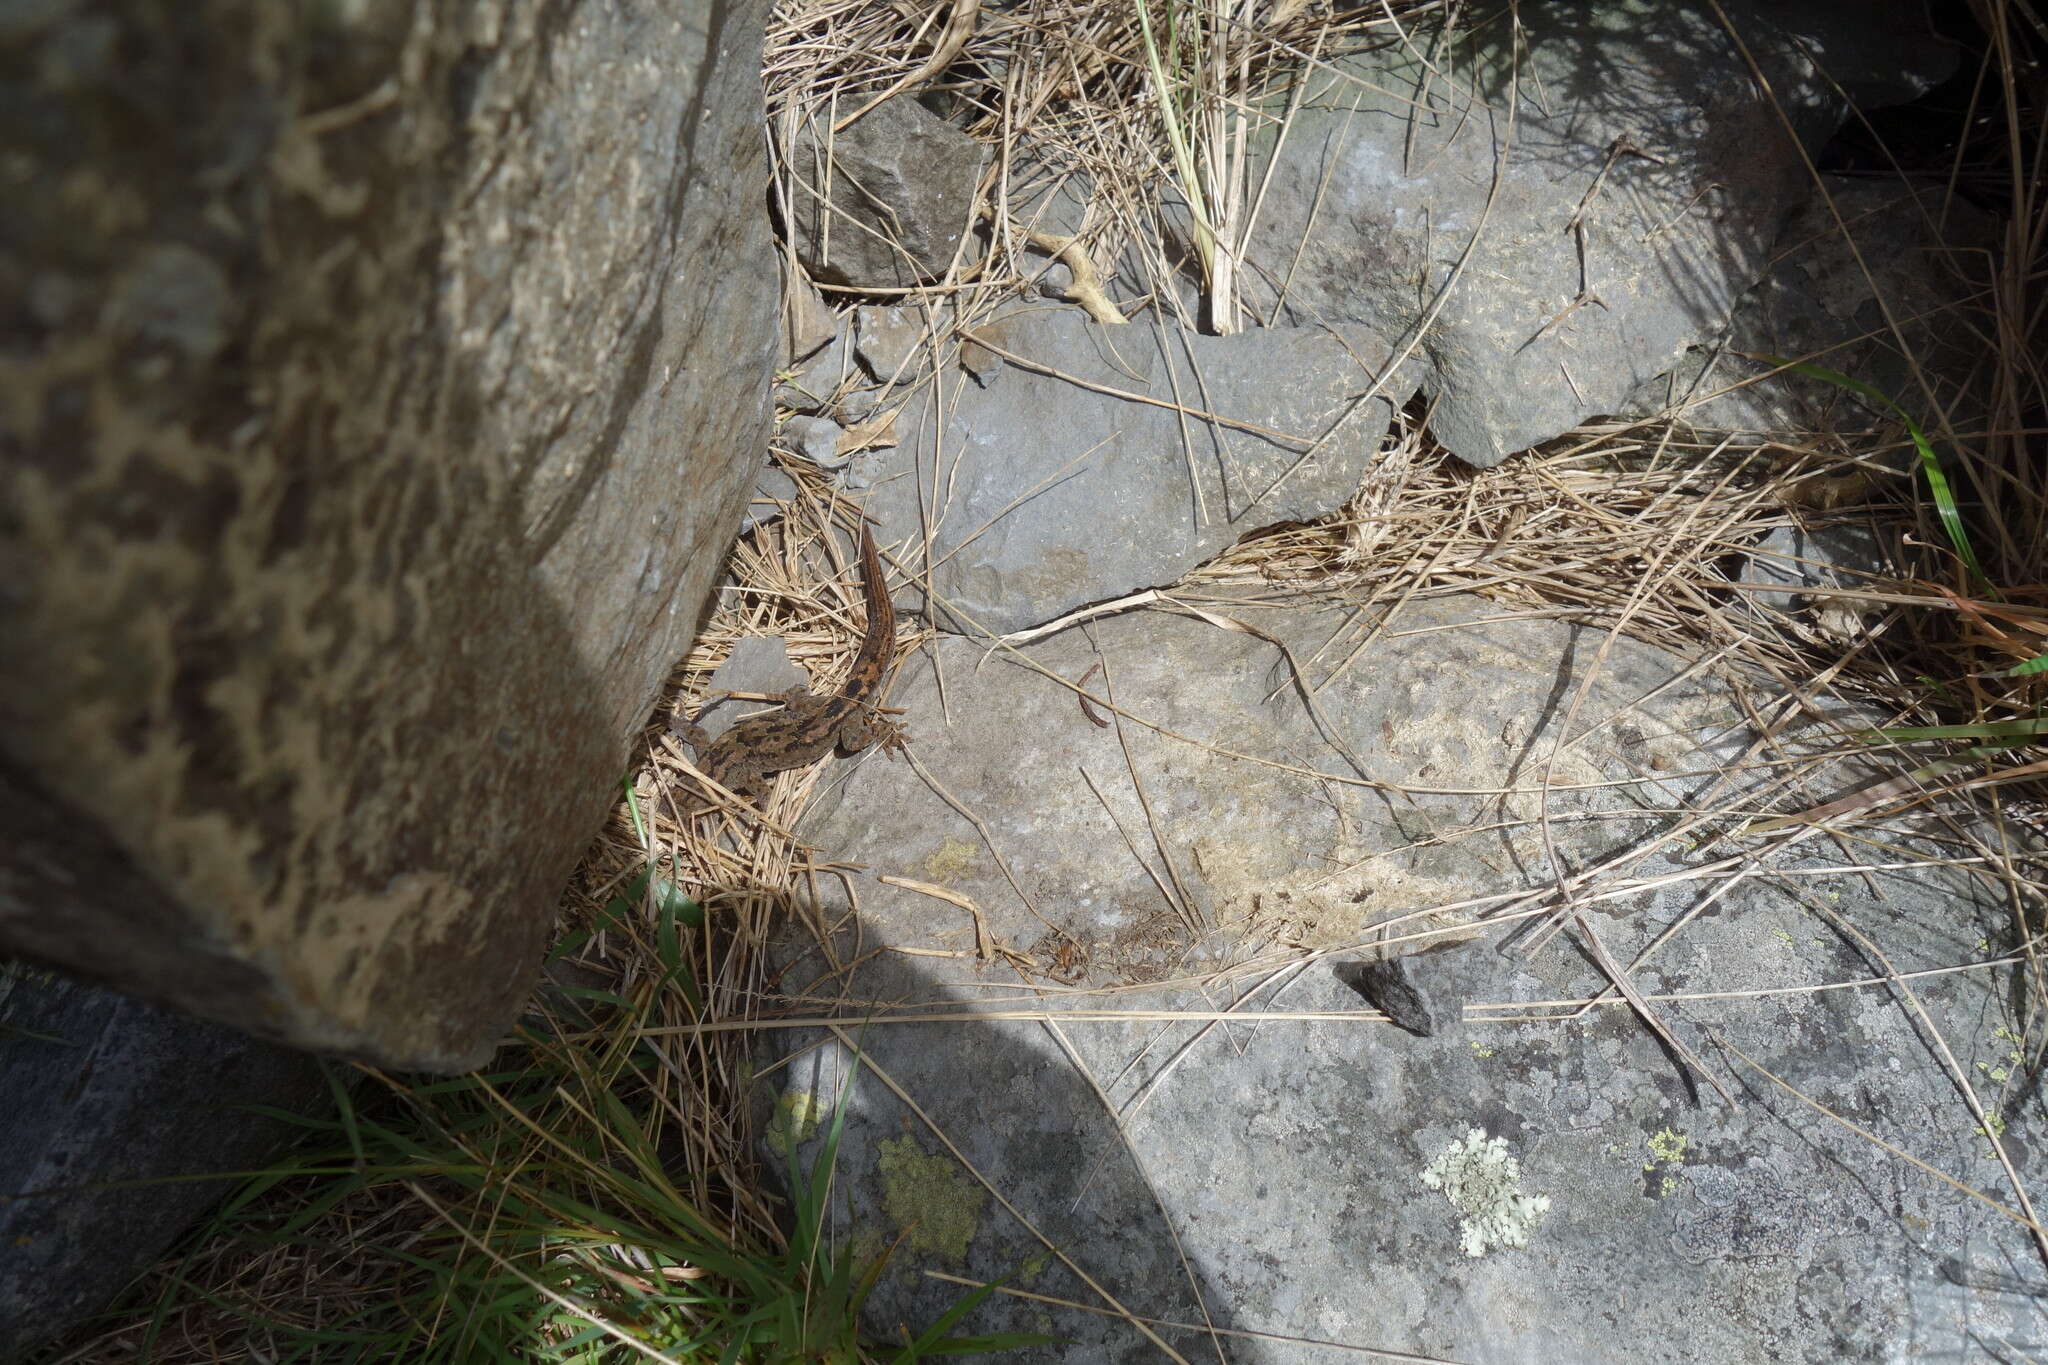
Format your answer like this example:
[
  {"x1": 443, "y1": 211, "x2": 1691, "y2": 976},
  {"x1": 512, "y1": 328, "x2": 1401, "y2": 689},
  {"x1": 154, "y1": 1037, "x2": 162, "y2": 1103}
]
[
  {"x1": 919, "y1": 1271, "x2": 1476, "y2": 1360},
  {"x1": 1571, "y1": 912, "x2": 1739, "y2": 1110},
  {"x1": 767, "y1": 0, "x2": 1457, "y2": 330},
  {"x1": 1710, "y1": 1031, "x2": 2048, "y2": 1243}
]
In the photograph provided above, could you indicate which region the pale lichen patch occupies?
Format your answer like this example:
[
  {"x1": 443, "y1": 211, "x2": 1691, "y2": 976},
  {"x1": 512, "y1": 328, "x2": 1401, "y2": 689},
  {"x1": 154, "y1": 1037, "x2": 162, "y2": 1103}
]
[{"x1": 1419, "y1": 1128, "x2": 1552, "y2": 1257}]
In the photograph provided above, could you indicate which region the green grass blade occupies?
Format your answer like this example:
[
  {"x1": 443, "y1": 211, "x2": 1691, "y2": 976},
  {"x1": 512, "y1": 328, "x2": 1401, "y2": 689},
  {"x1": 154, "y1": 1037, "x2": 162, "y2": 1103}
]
[
  {"x1": 891, "y1": 1268, "x2": 1056, "y2": 1359},
  {"x1": 1758, "y1": 355, "x2": 1987, "y2": 589},
  {"x1": 1989, "y1": 648, "x2": 2048, "y2": 679},
  {"x1": 623, "y1": 774, "x2": 651, "y2": 849},
  {"x1": 321, "y1": 1058, "x2": 366, "y2": 1167},
  {"x1": 1854, "y1": 718, "x2": 2048, "y2": 743}
]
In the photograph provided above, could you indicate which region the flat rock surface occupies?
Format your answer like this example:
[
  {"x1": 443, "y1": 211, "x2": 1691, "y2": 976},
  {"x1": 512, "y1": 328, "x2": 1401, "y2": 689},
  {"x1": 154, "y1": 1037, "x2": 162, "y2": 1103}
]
[
  {"x1": 863, "y1": 310, "x2": 1408, "y2": 634},
  {"x1": 757, "y1": 591, "x2": 2046, "y2": 1362}
]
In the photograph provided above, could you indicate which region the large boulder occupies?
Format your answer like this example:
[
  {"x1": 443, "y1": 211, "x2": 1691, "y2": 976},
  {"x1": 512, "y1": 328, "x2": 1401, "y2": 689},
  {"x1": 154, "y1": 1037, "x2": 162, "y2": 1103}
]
[{"x1": 0, "y1": 0, "x2": 776, "y2": 1069}]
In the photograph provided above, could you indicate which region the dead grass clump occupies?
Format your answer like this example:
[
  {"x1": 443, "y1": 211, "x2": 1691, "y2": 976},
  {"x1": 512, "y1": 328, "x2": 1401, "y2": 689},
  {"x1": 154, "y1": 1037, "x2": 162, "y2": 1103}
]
[{"x1": 766, "y1": 0, "x2": 1460, "y2": 329}]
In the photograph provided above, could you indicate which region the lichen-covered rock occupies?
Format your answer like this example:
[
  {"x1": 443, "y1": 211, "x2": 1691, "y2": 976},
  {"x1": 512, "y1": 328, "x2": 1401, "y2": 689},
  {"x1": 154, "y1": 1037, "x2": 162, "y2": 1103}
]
[
  {"x1": 766, "y1": 592, "x2": 2047, "y2": 1361},
  {"x1": 0, "y1": 0, "x2": 775, "y2": 1069}
]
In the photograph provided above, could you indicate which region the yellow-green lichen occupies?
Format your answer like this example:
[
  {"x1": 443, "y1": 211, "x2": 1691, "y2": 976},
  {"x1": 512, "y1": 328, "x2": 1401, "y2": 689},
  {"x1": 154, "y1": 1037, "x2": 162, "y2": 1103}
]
[
  {"x1": 766, "y1": 1089, "x2": 824, "y2": 1158},
  {"x1": 1646, "y1": 1127, "x2": 1688, "y2": 1165},
  {"x1": 877, "y1": 1136, "x2": 983, "y2": 1263},
  {"x1": 921, "y1": 838, "x2": 984, "y2": 884},
  {"x1": 849, "y1": 1223, "x2": 887, "y2": 1273}
]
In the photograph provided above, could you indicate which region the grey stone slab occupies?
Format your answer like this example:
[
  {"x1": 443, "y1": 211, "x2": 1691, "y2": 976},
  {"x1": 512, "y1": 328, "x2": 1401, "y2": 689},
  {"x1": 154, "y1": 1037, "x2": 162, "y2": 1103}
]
[
  {"x1": 863, "y1": 309, "x2": 1410, "y2": 634},
  {"x1": 1220, "y1": 1, "x2": 1956, "y2": 467},
  {"x1": 853, "y1": 304, "x2": 939, "y2": 383},
  {"x1": 759, "y1": 592, "x2": 2046, "y2": 1361},
  {"x1": 787, "y1": 96, "x2": 988, "y2": 289}
]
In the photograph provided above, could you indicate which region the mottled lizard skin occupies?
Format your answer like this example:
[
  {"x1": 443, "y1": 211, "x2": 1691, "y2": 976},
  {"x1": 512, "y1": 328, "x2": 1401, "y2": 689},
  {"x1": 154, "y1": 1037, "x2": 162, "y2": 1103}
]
[{"x1": 673, "y1": 521, "x2": 902, "y2": 809}]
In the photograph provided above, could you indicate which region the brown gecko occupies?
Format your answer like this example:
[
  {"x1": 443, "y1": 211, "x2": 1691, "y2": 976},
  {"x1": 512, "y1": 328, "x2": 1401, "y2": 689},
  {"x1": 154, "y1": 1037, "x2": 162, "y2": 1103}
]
[{"x1": 671, "y1": 521, "x2": 903, "y2": 810}]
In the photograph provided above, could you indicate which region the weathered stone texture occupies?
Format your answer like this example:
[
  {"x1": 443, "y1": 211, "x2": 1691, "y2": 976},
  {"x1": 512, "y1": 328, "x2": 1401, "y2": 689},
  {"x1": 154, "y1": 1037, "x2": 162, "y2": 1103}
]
[
  {"x1": 1210, "y1": 0, "x2": 1958, "y2": 466},
  {"x1": 0, "y1": 0, "x2": 775, "y2": 1069},
  {"x1": 0, "y1": 965, "x2": 337, "y2": 1351},
  {"x1": 784, "y1": 95, "x2": 988, "y2": 288}
]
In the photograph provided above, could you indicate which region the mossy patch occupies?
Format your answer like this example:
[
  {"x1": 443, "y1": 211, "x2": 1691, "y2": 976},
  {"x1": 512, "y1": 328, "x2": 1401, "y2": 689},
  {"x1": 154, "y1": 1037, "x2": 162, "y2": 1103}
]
[
  {"x1": 921, "y1": 837, "x2": 984, "y2": 884},
  {"x1": 877, "y1": 1136, "x2": 983, "y2": 1263},
  {"x1": 766, "y1": 1088, "x2": 825, "y2": 1158}
]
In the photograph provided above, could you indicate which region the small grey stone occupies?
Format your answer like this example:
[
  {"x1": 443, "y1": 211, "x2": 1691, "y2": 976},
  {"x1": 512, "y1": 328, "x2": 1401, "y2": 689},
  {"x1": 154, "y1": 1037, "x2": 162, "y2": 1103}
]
[
  {"x1": 682, "y1": 636, "x2": 809, "y2": 745},
  {"x1": 779, "y1": 258, "x2": 839, "y2": 367},
  {"x1": 838, "y1": 449, "x2": 883, "y2": 492},
  {"x1": 833, "y1": 386, "x2": 883, "y2": 422},
  {"x1": 786, "y1": 96, "x2": 987, "y2": 289},
  {"x1": 775, "y1": 332, "x2": 862, "y2": 415},
  {"x1": 957, "y1": 328, "x2": 1004, "y2": 383},
  {"x1": 711, "y1": 635, "x2": 808, "y2": 698},
  {"x1": 853, "y1": 304, "x2": 932, "y2": 381},
  {"x1": 780, "y1": 414, "x2": 847, "y2": 470},
  {"x1": 1744, "y1": 517, "x2": 1895, "y2": 612}
]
